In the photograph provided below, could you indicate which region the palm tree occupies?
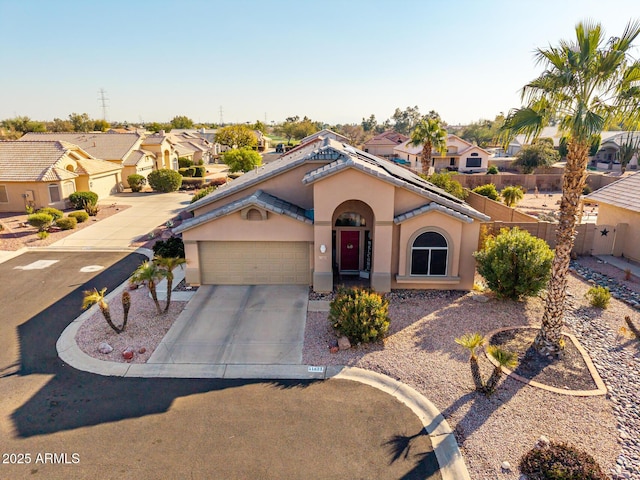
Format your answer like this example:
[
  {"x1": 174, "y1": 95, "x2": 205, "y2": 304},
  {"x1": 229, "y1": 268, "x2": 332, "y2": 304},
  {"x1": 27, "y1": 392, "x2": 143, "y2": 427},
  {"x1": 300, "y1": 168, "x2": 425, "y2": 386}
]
[
  {"x1": 455, "y1": 333, "x2": 486, "y2": 392},
  {"x1": 131, "y1": 260, "x2": 164, "y2": 314},
  {"x1": 501, "y1": 185, "x2": 524, "y2": 207},
  {"x1": 154, "y1": 256, "x2": 186, "y2": 312},
  {"x1": 121, "y1": 291, "x2": 131, "y2": 331},
  {"x1": 82, "y1": 287, "x2": 122, "y2": 334},
  {"x1": 408, "y1": 118, "x2": 448, "y2": 174},
  {"x1": 500, "y1": 20, "x2": 640, "y2": 354},
  {"x1": 484, "y1": 346, "x2": 517, "y2": 394}
]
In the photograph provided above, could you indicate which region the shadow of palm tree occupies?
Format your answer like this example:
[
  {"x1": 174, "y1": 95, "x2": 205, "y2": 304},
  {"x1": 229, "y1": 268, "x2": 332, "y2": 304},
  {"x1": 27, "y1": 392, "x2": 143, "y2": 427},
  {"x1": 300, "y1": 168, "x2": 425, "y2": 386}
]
[{"x1": 384, "y1": 429, "x2": 441, "y2": 480}]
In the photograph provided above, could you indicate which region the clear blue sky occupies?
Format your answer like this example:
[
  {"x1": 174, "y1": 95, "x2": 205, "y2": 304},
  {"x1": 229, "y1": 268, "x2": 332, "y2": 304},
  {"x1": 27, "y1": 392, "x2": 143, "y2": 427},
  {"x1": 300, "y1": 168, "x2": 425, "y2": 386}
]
[{"x1": 1, "y1": 0, "x2": 638, "y2": 126}]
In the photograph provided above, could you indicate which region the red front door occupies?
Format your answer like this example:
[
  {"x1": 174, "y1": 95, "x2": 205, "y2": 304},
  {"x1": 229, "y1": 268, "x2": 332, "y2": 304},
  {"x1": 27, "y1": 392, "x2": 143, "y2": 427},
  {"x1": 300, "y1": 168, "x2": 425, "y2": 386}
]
[{"x1": 340, "y1": 231, "x2": 360, "y2": 271}]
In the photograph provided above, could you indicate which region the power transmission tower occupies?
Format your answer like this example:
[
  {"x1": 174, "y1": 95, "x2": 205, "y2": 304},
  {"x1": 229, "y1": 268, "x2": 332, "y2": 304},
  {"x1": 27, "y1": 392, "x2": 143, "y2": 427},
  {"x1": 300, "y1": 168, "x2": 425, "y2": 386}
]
[
  {"x1": 98, "y1": 88, "x2": 109, "y2": 120},
  {"x1": 219, "y1": 106, "x2": 224, "y2": 126}
]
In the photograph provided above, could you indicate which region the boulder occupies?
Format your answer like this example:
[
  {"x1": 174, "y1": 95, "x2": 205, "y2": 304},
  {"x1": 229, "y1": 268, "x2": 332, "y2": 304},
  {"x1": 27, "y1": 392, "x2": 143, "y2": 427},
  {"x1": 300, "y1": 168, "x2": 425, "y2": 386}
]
[
  {"x1": 122, "y1": 348, "x2": 134, "y2": 361},
  {"x1": 98, "y1": 342, "x2": 113, "y2": 354},
  {"x1": 338, "y1": 336, "x2": 351, "y2": 350}
]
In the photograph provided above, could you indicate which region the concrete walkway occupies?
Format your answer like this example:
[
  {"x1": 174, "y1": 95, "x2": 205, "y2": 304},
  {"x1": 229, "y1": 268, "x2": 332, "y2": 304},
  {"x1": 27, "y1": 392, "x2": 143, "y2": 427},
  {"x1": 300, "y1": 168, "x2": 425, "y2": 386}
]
[
  {"x1": 49, "y1": 191, "x2": 191, "y2": 248},
  {"x1": 595, "y1": 255, "x2": 640, "y2": 278}
]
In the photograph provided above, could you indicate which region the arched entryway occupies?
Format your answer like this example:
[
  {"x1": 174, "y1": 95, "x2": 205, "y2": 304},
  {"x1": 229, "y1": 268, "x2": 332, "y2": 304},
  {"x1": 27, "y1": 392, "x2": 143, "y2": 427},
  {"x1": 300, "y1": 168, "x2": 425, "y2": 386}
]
[{"x1": 332, "y1": 200, "x2": 374, "y2": 285}]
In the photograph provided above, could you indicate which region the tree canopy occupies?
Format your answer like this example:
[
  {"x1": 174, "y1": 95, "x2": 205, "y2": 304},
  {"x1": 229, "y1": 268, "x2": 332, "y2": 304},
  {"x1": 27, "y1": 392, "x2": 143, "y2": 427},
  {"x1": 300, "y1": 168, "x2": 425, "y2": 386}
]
[
  {"x1": 513, "y1": 141, "x2": 560, "y2": 173},
  {"x1": 215, "y1": 124, "x2": 258, "y2": 149},
  {"x1": 170, "y1": 115, "x2": 194, "y2": 129},
  {"x1": 221, "y1": 148, "x2": 262, "y2": 172}
]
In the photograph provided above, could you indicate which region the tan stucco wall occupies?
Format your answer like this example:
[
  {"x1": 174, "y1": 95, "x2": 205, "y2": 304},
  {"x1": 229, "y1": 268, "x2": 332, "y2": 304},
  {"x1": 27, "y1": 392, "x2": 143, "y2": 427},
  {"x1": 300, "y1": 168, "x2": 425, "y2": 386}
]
[
  {"x1": 364, "y1": 144, "x2": 396, "y2": 157},
  {"x1": 194, "y1": 162, "x2": 324, "y2": 217},
  {"x1": 0, "y1": 181, "x2": 70, "y2": 212},
  {"x1": 393, "y1": 187, "x2": 432, "y2": 215},
  {"x1": 598, "y1": 203, "x2": 640, "y2": 263}
]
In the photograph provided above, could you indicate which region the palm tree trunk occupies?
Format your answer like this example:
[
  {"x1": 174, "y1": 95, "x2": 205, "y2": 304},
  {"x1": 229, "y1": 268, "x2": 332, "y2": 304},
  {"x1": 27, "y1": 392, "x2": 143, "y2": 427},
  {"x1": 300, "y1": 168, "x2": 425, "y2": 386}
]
[
  {"x1": 122, "y1": 291, "x2": 131, "y2": 331},
  {"x1": 100, "y1": 304, "x2": 122, "y2": 334},
  {"x1": 470, "y1": 356, "x2": 484, "y2": 391},
  {"x1": 149, "y1": 281, "x2": 162, "y2": 314},
  {"x1": 484, "y1": 366, "x2": 503, "y2": 394},
  {"x1": 421, "y1": 141, "x2": 432, "y2": 174},
  {"x1": 535, "y1": 141, "x2": 590, "y2": 354},
  {"x1": 164, "y1": 274, "x2": 173, "y2": 312}
]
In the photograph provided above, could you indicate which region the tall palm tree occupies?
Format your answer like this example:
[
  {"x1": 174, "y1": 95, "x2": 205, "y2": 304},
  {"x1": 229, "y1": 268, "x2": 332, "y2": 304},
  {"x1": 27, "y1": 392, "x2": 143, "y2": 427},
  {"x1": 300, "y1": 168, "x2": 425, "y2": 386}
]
[
  {"x1": 83, "y1": 287, "x2": 122, "y2": 334},
  {"x1": 500, "y1": 20, "x2": 640, "y2": 354},
  {"x1": 408, "y1": 118, "x2": 448, "y2": 174},
  {"x1": 455, "y1": 332, "x2": 486, "y2": 392},
  {"x1": 154, "y1": 256, "x2": 186, "y2": 312},
  {"x1": 131, "y1": 260, "x2": 165, "y2": 314}
]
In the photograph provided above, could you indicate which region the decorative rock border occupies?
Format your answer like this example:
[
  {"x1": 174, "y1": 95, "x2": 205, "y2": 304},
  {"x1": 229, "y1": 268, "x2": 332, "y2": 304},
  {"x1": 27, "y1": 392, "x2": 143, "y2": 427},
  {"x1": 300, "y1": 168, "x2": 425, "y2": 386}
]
[{"x1": 485, "y1": 326, "x2": 607, "y2": 396}]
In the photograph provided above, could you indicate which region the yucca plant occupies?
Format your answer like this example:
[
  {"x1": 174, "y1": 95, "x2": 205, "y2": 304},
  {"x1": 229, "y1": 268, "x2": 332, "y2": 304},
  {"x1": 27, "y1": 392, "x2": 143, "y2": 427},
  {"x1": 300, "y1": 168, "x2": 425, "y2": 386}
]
[
  {"x1": 455, "y1": 333, "x2": 486, "y2": 392},
  {"x1": 131, "y1": 260, "x2": 165, "y2": 314},
  {"x1": 154, "y1": 256, "x2": 186, "y2": 312},
  {"x1": 83, "y1": 287, "x2": 122, "y2": 334},
  {"x1": 484, "y1": 345, "x2": 518, "y2": 394}
]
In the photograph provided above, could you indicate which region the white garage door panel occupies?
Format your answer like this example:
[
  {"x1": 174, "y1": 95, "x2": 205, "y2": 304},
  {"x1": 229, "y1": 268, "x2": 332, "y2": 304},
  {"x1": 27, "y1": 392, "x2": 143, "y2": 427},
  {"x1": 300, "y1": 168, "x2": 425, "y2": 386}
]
[{"x1": 199, "y1": 241, "x2": 310, "y2": 285}]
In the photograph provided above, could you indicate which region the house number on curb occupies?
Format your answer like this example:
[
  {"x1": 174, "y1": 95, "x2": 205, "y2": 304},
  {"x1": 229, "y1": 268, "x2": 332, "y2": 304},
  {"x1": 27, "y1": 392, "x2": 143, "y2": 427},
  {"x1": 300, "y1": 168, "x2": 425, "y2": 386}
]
[{"x1": 308, "y1": 366, "x2": 324, "y2": 373}]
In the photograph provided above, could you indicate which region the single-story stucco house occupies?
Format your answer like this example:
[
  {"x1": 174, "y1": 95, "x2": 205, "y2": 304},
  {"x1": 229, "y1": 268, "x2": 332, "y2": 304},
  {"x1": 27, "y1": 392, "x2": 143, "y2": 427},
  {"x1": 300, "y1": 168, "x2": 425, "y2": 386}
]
[
  {"x1": 174, "y1": 138, "x2": 489, "y2": 292},
  {"x1": 0, "y1": 140, "x2": 122, "y2": 212}
]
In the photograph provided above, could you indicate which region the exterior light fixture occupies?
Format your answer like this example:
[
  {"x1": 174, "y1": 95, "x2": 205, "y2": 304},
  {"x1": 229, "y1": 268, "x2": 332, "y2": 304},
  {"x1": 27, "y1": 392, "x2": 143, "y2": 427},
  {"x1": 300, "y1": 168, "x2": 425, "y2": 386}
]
[{"x1": 320, "y1": 244, "x2": 327, "y2": 254}]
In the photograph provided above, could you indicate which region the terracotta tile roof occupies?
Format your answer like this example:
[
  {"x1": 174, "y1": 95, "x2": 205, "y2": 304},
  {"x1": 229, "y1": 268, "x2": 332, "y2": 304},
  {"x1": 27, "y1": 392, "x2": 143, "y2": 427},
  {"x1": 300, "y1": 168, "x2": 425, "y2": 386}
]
[
  {"x1": 0, "y1": 140, "x2": 79, "y2": 182},
  {"x1": 19, "y1": 131, "x2": 142, "y2": 161},
  {"x1": 585, "y1": 172, "x2": 640, "y2": 213}
]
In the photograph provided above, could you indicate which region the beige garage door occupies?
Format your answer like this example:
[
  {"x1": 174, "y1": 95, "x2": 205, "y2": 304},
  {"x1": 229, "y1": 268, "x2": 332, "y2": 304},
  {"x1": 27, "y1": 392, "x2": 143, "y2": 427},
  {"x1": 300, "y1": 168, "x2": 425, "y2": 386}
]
[{"x1": 199, "y1": 241, "x2": 310, "y2": 285}]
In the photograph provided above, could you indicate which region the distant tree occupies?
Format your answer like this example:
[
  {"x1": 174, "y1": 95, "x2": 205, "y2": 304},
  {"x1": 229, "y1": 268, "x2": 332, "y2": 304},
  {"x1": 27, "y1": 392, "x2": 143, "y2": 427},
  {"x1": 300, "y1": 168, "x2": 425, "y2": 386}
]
[
  {"x1": 337, "y1": 124, "x2": 369, "y2": 147},
  {"x1": 252, "y1": 120, "x2": 266, "y2": 133},
  {"x1": 619, "y1": 132, "x2": 640, "y2": 173},
  {"x1": 409, "y1": 118, "x2": 448, "y2": 174},
  {"x1": 392, "y1": 106, "x2": 423, "y2": 135},
  {"x1": 221, "y1": 148, "x2": 262, "y2": 172},
  {"x1": 170, "y1": 115, "x2": 194, "y2": 129},
  {"x1": 69, "y1": 112, "x2": 93, "y2": 132},
  {"x1": 361, "y1": 114, "x2": 378, "y2": 132},
  {"x1": 50, "y1": 118, "x2": 74, "y2": 132},
  {"x1": 1, "y1": 116, "x2": 46, "y2": 134},
  {"x1": 147, "y1": 122, "x2": 171, "y2": 133},
  {"x1": 423, "y1": 172, "x2": 467, "y2": 199},
  {"x1": 513, "y1": 142, "x2": 560, "y2": 173},
  {"x1": 274, "y1": 116, "x2": 318, "y2": 143},
  {"x1": 589, "y1": 134, "x2": 602, "y2": 157},
  {"x1": 459, "y1": 114, "x2": 505, "y2": 147},
  {"x1": 93, "y1": 119, "x2": 110, "y2": 132},
  {"x1": 215, "y1": 124, "x2": 258, "y2": 149}
]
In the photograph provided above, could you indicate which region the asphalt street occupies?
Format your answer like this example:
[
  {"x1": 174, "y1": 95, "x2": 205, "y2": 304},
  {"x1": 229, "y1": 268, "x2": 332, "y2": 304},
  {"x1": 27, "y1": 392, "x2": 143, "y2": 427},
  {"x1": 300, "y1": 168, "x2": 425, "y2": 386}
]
[{"x1": 0, "y1": 251, "x2": 441, "y2": 479}]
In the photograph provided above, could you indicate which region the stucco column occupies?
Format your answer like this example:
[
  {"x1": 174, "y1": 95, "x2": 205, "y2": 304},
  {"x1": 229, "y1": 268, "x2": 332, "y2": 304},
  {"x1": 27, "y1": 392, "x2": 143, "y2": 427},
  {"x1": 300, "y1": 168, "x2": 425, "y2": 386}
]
[
  {"x1": 183, "y1": 240, "x2": 201, "y2": 285},
  {"x1": 371, "y1": 222, "x2": 393, "y2": 292},
  {"x1": 313, "y1": 222, "x2": 333, "y2": 292}
]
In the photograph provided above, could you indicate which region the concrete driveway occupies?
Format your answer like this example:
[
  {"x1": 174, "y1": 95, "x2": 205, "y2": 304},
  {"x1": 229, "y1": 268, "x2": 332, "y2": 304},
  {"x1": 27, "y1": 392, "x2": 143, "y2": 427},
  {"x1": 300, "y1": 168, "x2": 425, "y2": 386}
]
[
  {"x1": 49, "y1": 191, "x2": 191, "y2": 248},
  {"x1": 149, "y1": 285, "x2": 309, "y2": 366}
]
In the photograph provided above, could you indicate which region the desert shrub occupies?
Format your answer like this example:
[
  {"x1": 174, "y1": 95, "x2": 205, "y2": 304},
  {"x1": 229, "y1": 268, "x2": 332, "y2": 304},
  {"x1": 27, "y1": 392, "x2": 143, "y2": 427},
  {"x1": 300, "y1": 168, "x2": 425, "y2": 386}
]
[
  {"x1": 84, "y1": 203, "x2": 99, "y2": 216},
  {"x1": 193, "y1": 166, "x2": 206, "y2": 177},
  {"x1": 178, "y1": 167, "x2": 195, "y2": 177},
  {"x1": 68, "y1": 210, "x2": 89, "y2": 223},
  {"x1": 147, "y1": 169, "x2": 182, "y2": 192},
  {"x1": 127, "y1": 174, "x2": 146, "y2": 192},
  {"x1": 221, "y1": 148, "x2": 262, "y2": 173},
  {"x1": 474, "y1": 227, "x2": 554, "y2": 300},
  {"x1": 37, "y1": 231, "x2": 49, "y2": 239},
  {"x1": 180, "y1": 178, "x2": 205, "y2": 189},
  {"x1": 191, "y1": 185, "x2": 216, "y2": 203},
  {"x1": 55, "y1": 216, "x2": 77, "y2": 230},
  {"x1": 152, "y1": 236, "x2": 185, "y2": 258},
  {"x1": 422, "y1": 171, "x2": 467, "y2": 199},
  {"x1": 519, "y1": 442, "x2": 606, "y2": 480},
  {"x1": 473, "y1": 183, "x2": 500, "y2": 201},
  {"x1": 209, "y1": 177, "x2": 228, "y2": 186},
  {"x1": 178, "y1": 157, "x2": 193, "y2": 168},
  {"x1": 329, "y1": 287, "x2": 390, "y2": 344},
  {"x1": 585, "y1": 285, "x2": 610, "y2": 309},
  {"x1": 37, "y1": 207, "x2": 63, "y2": 221},
  {"x1": 28, "y1": 212, "x2": 53, "y2": 232},
  {"x1": 68, "y1": 191, "x2": 98, "y2": 210},
  {"x1": 486, "y1": 165, "x2": 499, "y2": 175},
  {"x1": 582, "y1": 184, "x2": 592, "y2": 195}
]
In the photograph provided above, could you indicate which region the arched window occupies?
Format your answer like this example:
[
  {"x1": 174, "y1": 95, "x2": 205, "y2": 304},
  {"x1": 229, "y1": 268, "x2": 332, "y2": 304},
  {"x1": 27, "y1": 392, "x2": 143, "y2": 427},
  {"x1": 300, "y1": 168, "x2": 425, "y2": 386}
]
[{"x1": 411, "y1": 231, "x2": 447, "y2": 276}]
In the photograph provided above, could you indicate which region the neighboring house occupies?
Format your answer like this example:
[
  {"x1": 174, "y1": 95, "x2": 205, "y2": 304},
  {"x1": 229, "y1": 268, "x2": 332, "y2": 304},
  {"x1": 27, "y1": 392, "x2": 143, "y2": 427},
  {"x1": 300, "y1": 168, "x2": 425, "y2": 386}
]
[
  {"x1": 167, "y1": 130, "x2": 219, "y2": 162},
  {"x1": 363, "y1": 130, "x2": 409, "y2": 158},
  {"x1": 394, "y1": 134, "x2": 491, "y2": 174},
  {"x1": 19, "y1": 131, "x2": 176, "y2": 187},
  {"x1": 585, "y1": 172, "x2": 640, "y2": 262},
  {"x1": 507, "y1": 126, "x2": 562, "y2": 156},
  {"x1": 253, "y1": 130, "x2": 271, "y2": 152},
  {"x1": 173, "y1": 138, "x2": 489, "y2": 292},
  {"x1": 300, "y1": 128, "x2": 349, "y2": 145},
  {"x1": 591, "y1": 131, "x2": 640, "y2": 171},
  {"x1": 0, "y1": 140, "x2": 122, "y2": 212}
]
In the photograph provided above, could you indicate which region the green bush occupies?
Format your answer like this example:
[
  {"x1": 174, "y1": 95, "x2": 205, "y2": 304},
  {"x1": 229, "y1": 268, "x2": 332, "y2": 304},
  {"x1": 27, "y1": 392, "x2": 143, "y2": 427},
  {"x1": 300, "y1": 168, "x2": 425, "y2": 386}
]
[
  {"x1": 519, "y1": 442, "x2": 606, "y2": 480},
  {"x1": 180, "y1": 178, "x2": 205, "y2": 189},
  {"x1": 474, "y1": 227, "x2": 554, "y2": 300},
  {"x1": 179, "y1": 167, "x2": 195, "y2": 177},
  {"x1": 329, "y1": 287, "x2": 390, "y2": 344},
  {"x1": 127, "y1": 174, "x2": 146, "y2": 192},
  {"x1": 37, "y1": 207, "x2": 63, "y2": 221},
  {"x1": 37, "y1": 231, "x2": 49, "y2": 240},
  {"x1": 422, "y1": 171, "x2": 467, "y2": 199},
  {"x1": 486, "y1": 165, "x2": 499, "y2": 175},
  {"x1": 28, "y1": 212, "x2": 54, "y2": 232},
  {"x1": 473, "y1": 184, "x2": 500, "y2": 201},
  {"x1": 68, "y1": 211, "x2": 89, "y2": 223},
  {"x1": 191, "y1": 185, "x2": 216, "y2": 203},
  {"x1": 582, "y1": 184, "x2": 592, "y2": 195},
  {"x1": 68, "y1": 191, "x2": 98, "y2": 210},
  {"x1": 585, "y1": 285, "x2": 610, "y2": 309},
  {"x1": 152, "y1": 236, "x2": 185, "y2": 258},
  {"x1": 55, "y1": 216, "x2": 77, "y2": 230},
  {"x1": 221, "y1": 148, "x2": 262, "y2": 173},
  {"x1": 147, "y1": 169, "x2": 183, "y2": 192},
  {"x1": 193, "y1": 166, "x2": 206, "y2": 178},
  {"x1": 178, "y1": 157, "x2": 194, "y2": 168}
]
